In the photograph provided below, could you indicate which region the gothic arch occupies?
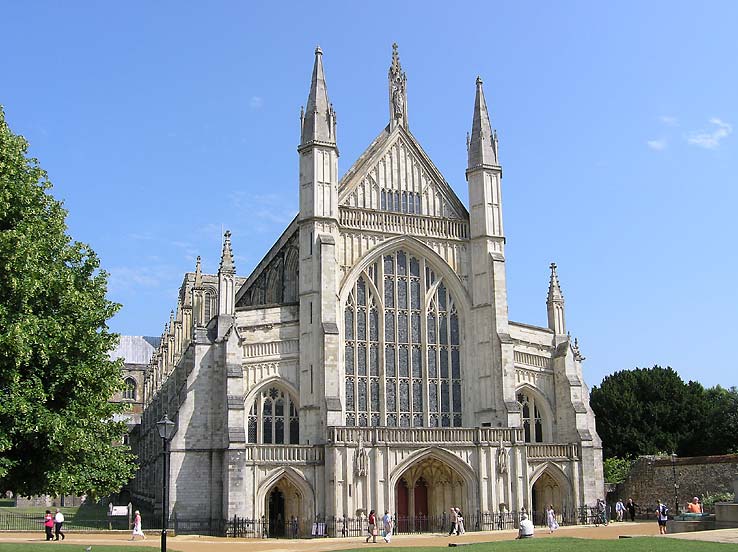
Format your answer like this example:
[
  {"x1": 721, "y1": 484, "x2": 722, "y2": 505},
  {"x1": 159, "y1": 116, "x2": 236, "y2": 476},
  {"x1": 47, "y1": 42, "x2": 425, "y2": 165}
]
[
  {"x1": 515, "y1": 383, "x2": 555, "y2": 442},
  {"x1": 528, "y1": 462, "x2": 573, "y2": 514},
  {"x1": 339, "y1": 235, "x2": 471, "y2": 320},
  {"x1": 244, "y1": 379, "x2": 300, "y2": 445},
  {"x1": 389, "y1": 447, "x2": 478, "y2": 513},
  {"x1": 255, "y1": 467, "x2": 314, "y2": 521}
]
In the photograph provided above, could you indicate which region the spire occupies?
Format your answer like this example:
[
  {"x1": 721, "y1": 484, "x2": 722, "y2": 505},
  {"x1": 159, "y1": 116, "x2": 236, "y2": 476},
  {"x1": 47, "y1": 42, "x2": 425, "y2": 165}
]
[
  {"x1": 194, "y1": 255, "x2": 202, "y2": 287},
  {"x1": 388, "y1": 42, "x2": 408, "y2": 129},
  {"x1": 467, "y1": 76, "x2": 498, "y2": 168},
  {"x1": 219, "y1": 231, "x2": 235, "y2": 274},
  {"x1": 300, "y1": 45, "x2": 337, "y2": 147},
  {"x1": 547, "y1": 263, "x2": 564, "y2": 304},
  {"x1": 546, "y1": 263, "x2": 566, "y2": 336}
]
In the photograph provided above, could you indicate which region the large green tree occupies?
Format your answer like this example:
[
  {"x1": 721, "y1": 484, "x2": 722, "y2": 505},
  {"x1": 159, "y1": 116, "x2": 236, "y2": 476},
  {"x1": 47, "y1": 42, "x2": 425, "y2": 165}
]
[
  {"x1": 0, "y1": 106, "x2": 136, "y2": 496},
  {"x1": 591, "y1": 366, "x2": 738, "y2": 459}
]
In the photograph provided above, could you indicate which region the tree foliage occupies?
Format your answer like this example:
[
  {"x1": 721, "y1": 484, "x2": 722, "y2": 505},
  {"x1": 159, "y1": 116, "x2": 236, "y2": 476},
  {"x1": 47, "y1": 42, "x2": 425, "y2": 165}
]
[
  {"x1": 0, "y1": 106, "x2": 136, "y2": 496},
  {"x1": 591, "y1": 366, "x2": 738, "y2": 460},
  {"x1": 603, "y1": 457, "x2": 634, "y2": 484}
]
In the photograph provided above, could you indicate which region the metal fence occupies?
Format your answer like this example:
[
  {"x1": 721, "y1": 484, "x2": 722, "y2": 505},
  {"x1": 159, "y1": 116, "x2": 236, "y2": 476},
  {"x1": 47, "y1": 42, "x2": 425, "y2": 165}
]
[
  {"x1": 0, "y1": 511, "x2": 131, "y2": 532},
  {"x1": 1, "y1": 506, "x2": 617, "y2": 537}
]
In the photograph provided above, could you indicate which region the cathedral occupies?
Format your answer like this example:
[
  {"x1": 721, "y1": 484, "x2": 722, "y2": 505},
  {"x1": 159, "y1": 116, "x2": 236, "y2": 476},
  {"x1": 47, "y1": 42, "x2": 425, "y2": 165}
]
[{"x1": 128, "y1": 44, "x2": 603, "y2": 533}]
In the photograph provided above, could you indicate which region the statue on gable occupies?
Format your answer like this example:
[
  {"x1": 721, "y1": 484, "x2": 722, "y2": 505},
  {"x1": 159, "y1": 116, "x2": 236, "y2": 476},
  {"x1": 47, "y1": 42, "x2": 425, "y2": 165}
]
[
  {"x1": 355, "y1": 434, "x2": 368, "y2": 477},
  {"x1": 392, "y1": 77, "x2": 404, "y2": 119}
]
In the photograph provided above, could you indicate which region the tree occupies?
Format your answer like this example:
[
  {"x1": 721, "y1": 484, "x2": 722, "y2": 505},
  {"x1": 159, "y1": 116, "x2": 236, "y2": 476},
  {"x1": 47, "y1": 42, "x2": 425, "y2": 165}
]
[
  {"x1": 680, "y1": 385, "x2": 738, "y2": 457},
  {"x1": 0, "y1": 106, "x2": 136, "y2": 496},
  {"x1": 590, "y1": 366, "x2": 705, "y2": 459}
]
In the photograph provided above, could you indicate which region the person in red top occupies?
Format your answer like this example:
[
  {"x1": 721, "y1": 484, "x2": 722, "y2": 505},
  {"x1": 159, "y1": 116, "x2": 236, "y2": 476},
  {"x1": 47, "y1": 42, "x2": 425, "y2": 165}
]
[
  {"x1": 43, "y1": 510, "x2": 54, "y2": 541},
  {"x1": 365, "y1": 510, "x2": 377, "y2": 543}
]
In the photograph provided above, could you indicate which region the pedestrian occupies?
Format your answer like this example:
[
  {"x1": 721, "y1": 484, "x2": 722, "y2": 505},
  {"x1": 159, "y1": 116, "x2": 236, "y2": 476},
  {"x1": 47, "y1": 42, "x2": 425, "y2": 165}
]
[
  {"x1": 626, "y1": 498, "x2": 636, "y2": 522},
  {"x1": 687, "y1": 497, "x2": 702, "y2": 514},
  {"x1": 43, "y1": 510, "x2": 54, "y2": 541},
  {"x1": 546, "y1": 504, "x2": 559, "y2": 533},
  {"x1": 130, "y1": 510, "x2": 146, "y2": 540},
  {"x1": 516, "y1": 513, "x2": 535, "y2": 539},
  {"x1": 456, "y1": 508, "x2": 465, "y2": 535},
  {"x1": 655, "y1": 500, "x2": 669, "y2": 535},
  {"x1": 54, "y1": 508, "x2": 65, "y2": 540},
  {"x1": 365, "y1": 509, "x2": 377, "y2": 543},
  {"x1": 448, "y1": 507, "x2": 458, "y2": 535},
  {"x1": 596, "y1": 498, "x2": 608, "y2": 525},
  {"x1": 615, "y1": 498, "x2": 625, "y2": 522},
  {"x1": 382, "y1": 510, "x2": 393, "y2": 543}
]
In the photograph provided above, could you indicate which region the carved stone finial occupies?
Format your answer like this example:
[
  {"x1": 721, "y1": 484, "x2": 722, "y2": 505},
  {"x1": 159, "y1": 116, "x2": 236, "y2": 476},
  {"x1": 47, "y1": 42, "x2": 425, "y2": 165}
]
[
  {"x1": 572, "y1": 337, "x2": 585, "y2": 361},
  {"x1": 315, "y1": 44, "x2": 322, "y2": 56},
  {"x1": 389, "y1": 42, "x2": 407, "y2": 126}
]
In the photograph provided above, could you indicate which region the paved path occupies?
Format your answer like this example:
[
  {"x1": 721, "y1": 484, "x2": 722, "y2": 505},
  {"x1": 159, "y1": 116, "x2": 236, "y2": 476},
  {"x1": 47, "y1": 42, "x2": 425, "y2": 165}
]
[
  {"x1": 1, "y1": 522, "x2": 734, "y2": 550},
  {"x1": 0, "y1": 522, "x2": 656, "y2": 550}
]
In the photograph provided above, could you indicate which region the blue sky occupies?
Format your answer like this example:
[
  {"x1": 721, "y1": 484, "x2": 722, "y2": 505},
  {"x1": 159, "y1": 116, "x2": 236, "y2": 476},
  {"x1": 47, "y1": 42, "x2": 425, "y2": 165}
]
[{"x1": 2, "y1": 1, "x2": 736, "y2": 390}]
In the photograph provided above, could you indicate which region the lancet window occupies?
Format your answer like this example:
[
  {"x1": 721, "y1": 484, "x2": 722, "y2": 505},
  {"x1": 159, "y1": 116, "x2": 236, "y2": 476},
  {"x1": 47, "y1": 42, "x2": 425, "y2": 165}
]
[
  {"x1": 380, "y1": 189, "x2": 422, "y2": 215},
  {"x1": 516, "y1": 390, "x2": 544, "y2": 443},
  {"x1": 247, "y1": 386, "x2": 300, "y2": 444},
  {"x1": 344, "y1": 249, "x2": 462, "y2": 427}
]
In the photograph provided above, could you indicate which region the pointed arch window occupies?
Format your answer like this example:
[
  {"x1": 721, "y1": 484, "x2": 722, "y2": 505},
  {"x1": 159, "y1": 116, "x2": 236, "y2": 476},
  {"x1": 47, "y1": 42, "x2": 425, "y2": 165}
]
[
  {"x1": 516, "y1": 390, "x2": 544, "y2": 443},
  {"x1": 247, "y1": 386, "x2": 299, "y2": 444},
  {"x1": 344, "y1": 249, "x2": 462, "y2": 427},
  {"x1": 123, "y1": 377, "x2": 137, "y2": 401}
]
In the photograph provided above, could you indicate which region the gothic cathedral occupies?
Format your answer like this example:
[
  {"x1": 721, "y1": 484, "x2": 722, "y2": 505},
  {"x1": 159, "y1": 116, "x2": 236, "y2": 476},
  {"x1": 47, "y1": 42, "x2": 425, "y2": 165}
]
[{"x1": 129, "y1": 44, "x2": 604, "y2": 531}]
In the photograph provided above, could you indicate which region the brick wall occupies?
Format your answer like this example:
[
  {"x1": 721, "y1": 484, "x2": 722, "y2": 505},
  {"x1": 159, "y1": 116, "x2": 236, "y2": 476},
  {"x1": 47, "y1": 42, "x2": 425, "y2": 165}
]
[{"x1": 610, "y1": 454, "x2": 738, "y2": 515}]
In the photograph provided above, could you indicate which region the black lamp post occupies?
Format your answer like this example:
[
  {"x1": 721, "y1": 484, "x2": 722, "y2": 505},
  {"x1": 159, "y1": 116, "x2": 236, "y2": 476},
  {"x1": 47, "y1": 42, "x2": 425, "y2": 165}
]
[
  {"x1": 671, "y1": 453, "x2": 679, "y2": 515},
  {"x1": 156, "y1": 414, "x2": 176, "y2": 552}
]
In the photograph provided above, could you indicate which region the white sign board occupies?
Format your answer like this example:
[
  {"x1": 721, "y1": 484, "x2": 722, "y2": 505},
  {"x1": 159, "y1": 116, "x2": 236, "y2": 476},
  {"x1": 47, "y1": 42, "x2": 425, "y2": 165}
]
[{"x1": 110, "y1": 506, "x2": 129, "y2": 516}]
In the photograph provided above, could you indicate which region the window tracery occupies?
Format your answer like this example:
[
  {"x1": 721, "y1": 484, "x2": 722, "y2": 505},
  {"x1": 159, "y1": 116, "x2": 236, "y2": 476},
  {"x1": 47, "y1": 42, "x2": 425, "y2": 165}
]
[
  {"x1": 344, "y1": 249, "x2": 462, "y2": 427},
  {"x1": 123, "y1": 377, "x2": 137, "y2": 401},
  {"x1": 247, "y1": 386, "x2": 299, "y2": 444},
  {"x1": 516, "y1": 389, "x2": 544, "y2": 442}
]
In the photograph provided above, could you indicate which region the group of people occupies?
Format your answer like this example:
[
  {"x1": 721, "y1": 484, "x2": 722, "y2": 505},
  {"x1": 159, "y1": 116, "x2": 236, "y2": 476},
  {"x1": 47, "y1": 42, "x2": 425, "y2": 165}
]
[
  {"x1": 448, "y1": 507, "x2": 465, "y2": 536},
  {"x1": 365, "y1": 510, "x2": 393, "y2": 543},
  {"x1": 42, "y1": 509, "x2": 65, "y2": 541},
  {"x1": 614, "y1": 498, "x2": 638, "y2": 522}
]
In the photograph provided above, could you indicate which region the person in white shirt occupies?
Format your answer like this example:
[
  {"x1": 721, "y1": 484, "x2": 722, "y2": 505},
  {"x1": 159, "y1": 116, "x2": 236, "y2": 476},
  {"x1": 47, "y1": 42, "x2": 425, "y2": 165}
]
[
  {"x1": 382, "y1": 511, "x2": 393, "y2": 543},
  {"x1": 517, "y1": 513, "x2": 534, "y2": 539},
  {"x1": 54, "y1": 509, "x2": 65, "y2": 541}
]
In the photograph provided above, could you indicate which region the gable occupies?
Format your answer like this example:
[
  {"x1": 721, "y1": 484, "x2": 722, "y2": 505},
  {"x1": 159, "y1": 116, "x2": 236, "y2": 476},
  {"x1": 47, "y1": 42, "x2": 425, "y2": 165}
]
[
  {"x1": 235, "y1": 219, "x2": 299, "y2": 308},
  {"x1": 338, "y1": 125, "x2": 468, "y2": 221}
]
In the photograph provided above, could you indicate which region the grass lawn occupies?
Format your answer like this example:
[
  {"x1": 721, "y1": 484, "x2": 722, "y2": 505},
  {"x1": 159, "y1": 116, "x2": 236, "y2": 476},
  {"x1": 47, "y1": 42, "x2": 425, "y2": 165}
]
[
  {"x1": 0, "y1": 546, "x2": 157, "y2": 552},
  {"x1": 333, "y1": 538, "x2": 734, "y2": 552}
]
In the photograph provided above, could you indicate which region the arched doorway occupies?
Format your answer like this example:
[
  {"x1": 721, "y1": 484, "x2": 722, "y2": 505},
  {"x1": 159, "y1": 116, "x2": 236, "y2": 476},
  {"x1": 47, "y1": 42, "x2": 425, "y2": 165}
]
[
  {"x1": 395, "y1": 456, "x2": 468, "y2": 532},
  {"x1": 531, "y1": 469, "x2": 568, "y2": 525},
  {"x1": 265, "y1": 477, "x2": 302, "y2": 538}
]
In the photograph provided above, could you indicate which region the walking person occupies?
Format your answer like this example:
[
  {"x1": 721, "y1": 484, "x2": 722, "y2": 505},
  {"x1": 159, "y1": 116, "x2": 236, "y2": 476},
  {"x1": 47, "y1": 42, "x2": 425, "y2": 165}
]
[
  {"x1": 546, "y1": 504, "x2": 559, "y2": 533},
  {"x1": 365, "y1": 509, "x2": 377, "y2": 543},
  {"x1": 455, "y1": 508, "x2": 465, "y2": 535},
  {"x1": 43, "y1": 510, "x2": 54, "y2": 541},
  {"x1": 382, "y1": 510, "x2": 393, "y2": 543},
  {"x1": 130, "y1": 510, "x2": 146, "y2": 540},
  {"x1": 54, "y1": 508, "x2": 65, "y2": 540},
  {"x1": 615, "y1": 499, "x2": 625, "y2": 522},
  {"x1": 627, "y1": 498, "x2": 636, "y2": 522},
  {"x1": 448, "y1": 507, "x2": 458, "y2": 535},
  {"x1": 655, "y1": 500, "x2": 669, "y2": 535}
]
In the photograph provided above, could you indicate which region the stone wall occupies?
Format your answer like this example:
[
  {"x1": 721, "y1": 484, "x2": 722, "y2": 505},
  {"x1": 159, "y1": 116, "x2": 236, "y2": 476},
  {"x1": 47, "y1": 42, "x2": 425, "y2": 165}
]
[{"x1": 611, "y1": 454, "x2": 738, "y2": 515}]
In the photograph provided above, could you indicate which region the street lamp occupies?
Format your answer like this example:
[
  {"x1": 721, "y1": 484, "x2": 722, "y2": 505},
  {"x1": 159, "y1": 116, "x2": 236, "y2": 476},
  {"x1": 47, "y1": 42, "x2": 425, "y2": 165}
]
[
  {"x1": 671, "y1": 453, "x2": 679, "y2": 515},
  {"x1": 156, "y1": 414, "x2": 176, "y2": 552}
]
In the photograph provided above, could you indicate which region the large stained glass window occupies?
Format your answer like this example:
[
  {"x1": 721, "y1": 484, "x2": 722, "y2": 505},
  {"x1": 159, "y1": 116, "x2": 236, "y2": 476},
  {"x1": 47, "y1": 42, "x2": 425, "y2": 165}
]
[
  {"x1": 247, "y1": 386, "x2": 300, "y2": 444},
  {"x1": 344, "y1": 250, "x2": 462, "y2": 427}
]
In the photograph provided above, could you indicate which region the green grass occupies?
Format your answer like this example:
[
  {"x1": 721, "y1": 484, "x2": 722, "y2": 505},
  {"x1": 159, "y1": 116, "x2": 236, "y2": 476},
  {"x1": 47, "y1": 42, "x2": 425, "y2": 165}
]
[
  {"x1": 0, "y1": 546, "x2": 164, "y2": 552},
  {"x1": 333, "y1": 538, "x2": 735, "y2": 552}
]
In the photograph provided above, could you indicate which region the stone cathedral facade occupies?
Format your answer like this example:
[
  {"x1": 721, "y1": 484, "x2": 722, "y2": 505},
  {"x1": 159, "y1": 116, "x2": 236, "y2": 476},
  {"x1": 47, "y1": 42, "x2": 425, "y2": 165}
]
[{"x1": 129, "y1": 45, "x2": 603, "y2": 531}]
